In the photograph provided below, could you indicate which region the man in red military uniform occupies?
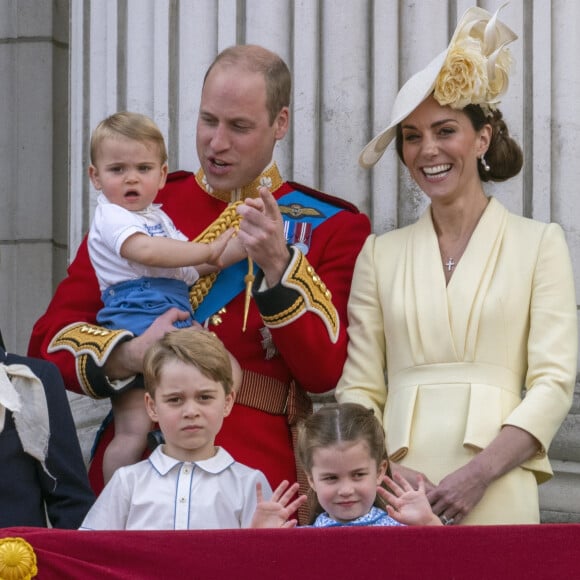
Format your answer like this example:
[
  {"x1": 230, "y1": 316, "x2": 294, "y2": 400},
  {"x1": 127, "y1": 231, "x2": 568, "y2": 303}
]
[{"x1": 28, "y1": 45, "x2": 371, "y2": 507}]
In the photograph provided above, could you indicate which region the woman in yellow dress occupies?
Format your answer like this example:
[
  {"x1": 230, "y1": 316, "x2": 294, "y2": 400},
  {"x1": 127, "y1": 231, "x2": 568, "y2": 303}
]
[{"x1": 336, "y1": 6, "x2": 578, "y2": 525}]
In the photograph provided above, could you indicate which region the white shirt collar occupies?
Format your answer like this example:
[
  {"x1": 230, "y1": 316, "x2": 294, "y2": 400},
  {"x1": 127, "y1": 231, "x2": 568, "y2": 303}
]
[{"x1": 148, "y1": 445, "x2": 236, "y2": 476}]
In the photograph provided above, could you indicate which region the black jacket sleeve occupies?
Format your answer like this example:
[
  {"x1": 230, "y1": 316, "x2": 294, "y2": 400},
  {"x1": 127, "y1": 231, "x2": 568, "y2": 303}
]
[{"x1": 0, "y1": 349, "x2": 95, "y2": 528}]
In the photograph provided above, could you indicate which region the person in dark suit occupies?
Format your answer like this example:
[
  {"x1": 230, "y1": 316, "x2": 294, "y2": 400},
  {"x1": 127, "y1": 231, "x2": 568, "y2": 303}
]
[{"x1": 0, "y1": 330, "x2": 95, "y2": 528}]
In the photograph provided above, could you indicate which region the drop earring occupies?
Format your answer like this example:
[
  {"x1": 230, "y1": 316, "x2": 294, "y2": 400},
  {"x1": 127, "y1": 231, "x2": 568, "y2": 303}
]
[{"x1": 480, "y1": 154, "x2": 490, "y2": 172}]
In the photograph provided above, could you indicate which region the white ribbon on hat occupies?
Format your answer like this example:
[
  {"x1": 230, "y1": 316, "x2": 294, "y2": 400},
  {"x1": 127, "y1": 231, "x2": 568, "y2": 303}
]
[{"x1": 0, "y1": 363, "x2": 53, "y2": 479}]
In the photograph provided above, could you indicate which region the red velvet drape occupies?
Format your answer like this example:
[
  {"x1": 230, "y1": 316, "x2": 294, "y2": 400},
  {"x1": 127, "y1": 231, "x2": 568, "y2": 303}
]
[{"x1": 1, "y1": 525, "x2": 578, "y2": 579}]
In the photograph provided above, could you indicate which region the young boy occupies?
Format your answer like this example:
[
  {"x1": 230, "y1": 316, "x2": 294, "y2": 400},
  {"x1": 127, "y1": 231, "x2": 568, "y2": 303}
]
[
  {"x1": 79, "y1": 328, "x2": 302, "y2": 530},
  {"x1": 87, "y1": 111, "x2": 244, "y2": 483}
]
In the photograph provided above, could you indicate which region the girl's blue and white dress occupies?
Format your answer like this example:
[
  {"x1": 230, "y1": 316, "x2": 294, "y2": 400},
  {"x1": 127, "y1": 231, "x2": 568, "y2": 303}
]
[{"x1": 310, "y1": 506, "x2": 403, "y2": 527}]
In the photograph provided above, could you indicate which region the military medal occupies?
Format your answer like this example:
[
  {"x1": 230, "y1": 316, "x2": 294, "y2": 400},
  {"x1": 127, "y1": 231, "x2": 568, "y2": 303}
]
[{"x1": 284, "y1": 221, "x2": 313, "y2": 255}]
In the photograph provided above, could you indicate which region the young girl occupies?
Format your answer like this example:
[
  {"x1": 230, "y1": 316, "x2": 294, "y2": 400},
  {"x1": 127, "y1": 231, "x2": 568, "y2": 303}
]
[{"x1": 296, "y1": 403, "x2": 441, "y2": 527}]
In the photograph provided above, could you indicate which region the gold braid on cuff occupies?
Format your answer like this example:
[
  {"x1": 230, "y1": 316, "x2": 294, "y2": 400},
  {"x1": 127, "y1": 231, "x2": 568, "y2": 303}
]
[
  {"x1": 48, "y1": 322, "x2": 134, "y2": 398},
  {"x1": 261, "y1": 249, "x2": 339, "y2": 343},
  {"x1": 48, "y1": 322, "x2": 132, "y2": 367}
]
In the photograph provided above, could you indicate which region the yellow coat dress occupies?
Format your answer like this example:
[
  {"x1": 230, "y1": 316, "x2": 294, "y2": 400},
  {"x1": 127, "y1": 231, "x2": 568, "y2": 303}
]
[{"x1": 336, "y1": 197, "x2": 578, "y2": 524}]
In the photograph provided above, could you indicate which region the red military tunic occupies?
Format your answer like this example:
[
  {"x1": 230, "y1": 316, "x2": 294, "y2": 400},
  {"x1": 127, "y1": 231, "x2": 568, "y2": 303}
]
[{"x1": 28, "y1": 163, "x2": 371, "y2": 495}]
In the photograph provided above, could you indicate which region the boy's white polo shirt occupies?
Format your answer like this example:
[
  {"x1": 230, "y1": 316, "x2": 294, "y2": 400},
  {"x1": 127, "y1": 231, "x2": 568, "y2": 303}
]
[{"x1": 80, "y1": 446, "x2": 272, "y2": 530}]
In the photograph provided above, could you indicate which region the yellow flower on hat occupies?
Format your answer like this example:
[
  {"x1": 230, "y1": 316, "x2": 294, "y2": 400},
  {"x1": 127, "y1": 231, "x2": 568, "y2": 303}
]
[
  {"x1": 0, "y1": 537, "x2": 38, "y2": 579},
  {"x1": 433, "y1": 3, "x2": 515, "y2": 114},
  {"x1": 434, "y1": 37, "x2": 488, "y2": 110}
]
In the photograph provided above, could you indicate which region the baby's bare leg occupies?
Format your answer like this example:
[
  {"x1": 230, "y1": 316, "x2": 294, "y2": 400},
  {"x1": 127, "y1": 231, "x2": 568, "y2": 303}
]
[{"x1": 102, "y1": 388, "x2": 153, "y2": 484}]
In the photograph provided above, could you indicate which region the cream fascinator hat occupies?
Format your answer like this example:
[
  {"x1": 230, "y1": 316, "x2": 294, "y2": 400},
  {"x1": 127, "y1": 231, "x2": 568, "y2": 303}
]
[{"x1": 360, "y1": 4, "x2": 518, "y2": 169}]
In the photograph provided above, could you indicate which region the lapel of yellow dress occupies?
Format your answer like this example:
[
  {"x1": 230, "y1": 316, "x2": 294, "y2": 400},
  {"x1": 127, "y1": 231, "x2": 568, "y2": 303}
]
[
  {"x1": 407, "y1": 210, "x2": 456, "y2": 364},
  {"x1": 446, "y1": 197, "x2": 508, "y2": 360}
]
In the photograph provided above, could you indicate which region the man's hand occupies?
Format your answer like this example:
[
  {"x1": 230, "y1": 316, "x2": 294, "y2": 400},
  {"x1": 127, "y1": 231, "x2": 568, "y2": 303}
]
[
  {"x1": 236, "y1": 186, "x2": 291, "y2": 288},
  {"x1": 104, "y1": 309, "x2": 195, "y2": 379}
]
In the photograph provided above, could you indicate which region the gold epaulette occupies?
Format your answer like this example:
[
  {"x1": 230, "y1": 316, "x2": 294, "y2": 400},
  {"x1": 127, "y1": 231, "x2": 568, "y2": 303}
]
[{"x1": 261, "y1": 249, "x2": 339, "y2": 343}]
